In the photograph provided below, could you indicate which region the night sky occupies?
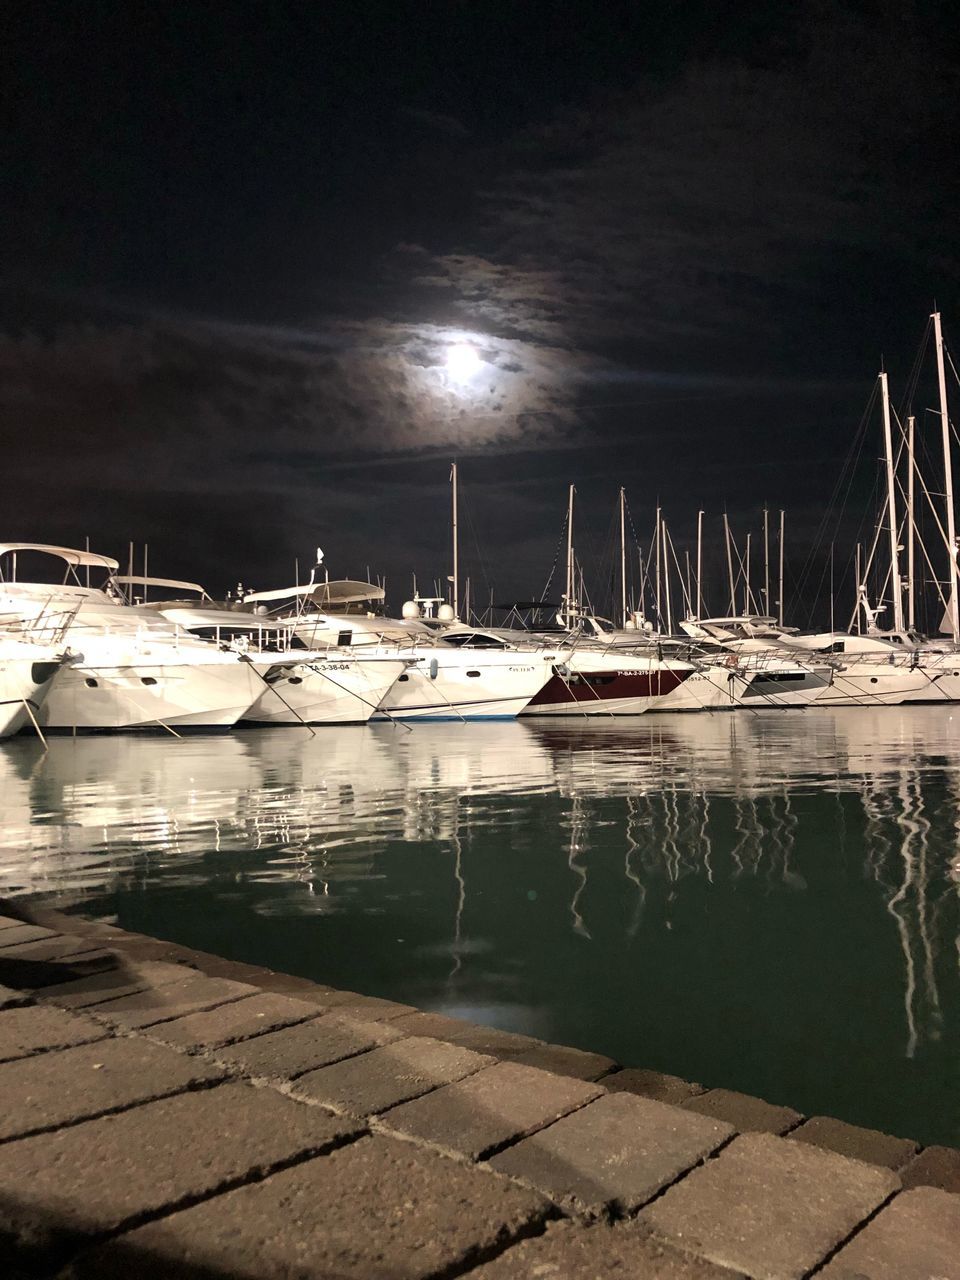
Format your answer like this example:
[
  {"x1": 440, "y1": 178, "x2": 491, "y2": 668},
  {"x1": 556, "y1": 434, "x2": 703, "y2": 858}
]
[{"x1": 4, "y1": 2, "x2": 960, "y2": 624}]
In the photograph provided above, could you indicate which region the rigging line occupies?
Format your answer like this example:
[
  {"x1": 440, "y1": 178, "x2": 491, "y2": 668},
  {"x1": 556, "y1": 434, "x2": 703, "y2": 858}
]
[
  {"x1": 538, "y1": 508, "x2": 568, "y2": 603},
  {"x1": 791, "y1": 380, "x2": 878, "y2": 610}
]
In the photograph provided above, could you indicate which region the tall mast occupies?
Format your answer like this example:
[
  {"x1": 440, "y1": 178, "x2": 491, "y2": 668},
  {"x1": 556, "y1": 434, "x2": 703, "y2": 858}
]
[
  {"x1": 744, "y1": 532, "x2": 752, "y2": 614},
  {"x1": 723, "y1": 513, "x2": 736, "y2": 614},
  {"x1": 619, "y1": 486, "x2": 627, "y2": 627},
  {"x1": 565, "y1": 483, "x2": 575, "y2": 620},
  {"x1": 763, "y1": 507, "x2": 770, "y2": 616},
  {"x1": 933, "y1": 311, "x2": 959, "y2": 642},
  {"x1": 654, "y1": 506, "x2": 662, "y2": 628},
  {"x1": 662, "y1": 519, "x2": 673, "y2": 635},
  {"x1": 879, "y1": 371, "x2": 904, "y2": 631},
  {"x1": 696, "y1": 509, "x2": 704, "y2": 618},
  {"x1": 778, "y1": 510, "x2": 785, "y2": 627},
  {"x1": 855, "y1": 544, "x2": 862, "y2": 633},
  {"x1": 450, "y1": 462, "x2": 459, "y2": 619},
  {"x1": 907, "y1": 414, "x2": 916, "y2": 630}
]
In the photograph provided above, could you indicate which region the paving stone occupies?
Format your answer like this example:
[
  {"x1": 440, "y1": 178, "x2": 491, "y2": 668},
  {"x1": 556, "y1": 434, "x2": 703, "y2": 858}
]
[
  {"x1": 683, "y1": 1087, "x2": 802, "y2": 1135},
  {"x1": 389, "y1": 1009, "x2": 540, "y2": 1056},
  {"x1": 211, "y1": 1012, "x2": 405, "y2": 1079},
  {"x1": 470, "y1": 1219, "x2": 746, "y2": 1278},
  {"x1": 0, "y1": 1004, "x2": 109, "y2": 1063},
  {"x1": 10, "y1": 947, "x2": 118, "y2": 989},
  {"x1": 819, "y1": 1187, "x2": 960, "y2": 1279},
  {"x1": 0, "y1": 984, "x2": 31, "y2": 1009},
  {"x1": 602, "y1": 1067, "x2": 705, "y2": 1104},
  {"x1": 0, "y1": 1080, "x2": 360, "y2": 1270},
  {"x1": 0, "y1": 934, "x2": 107, "y2": 964},
  {"x1": 146, "y1": 992, "x2": 318, "y2": 1051},
  {"x1": 88, "y1": 974, "x2": 258, "y2": 1029},
  {"x1": 292, "y1": 1036, "x2": 493, "y2": 1117},
  {"x1": 639, "y1": 1132, "x2": 899, "y2": 1280},
  {"x1": 304, "y1": 989, "x2": 417, "y2": 1020},
  {"x1": 490, "y1": 1091, "x2": 733, "y2": 1214},
  {"x1": 900, "y1": 1143, "x2": 960, "y2": 1194},
  {"x1": 380, "y1": 1060, "x2": 603, "y2": 1161},
  {"x1": 791, "y1": 1114, "x2": 918, "y2": 1170},
  {"x1": 74, "y1": 1132, "x2": 552, "y2": 1279},
  {"x1": 0, "y1": 1035, "x2": 223, "y2": 1141},
  {"x1": 38, "y1": 960, "x2": 194, "y2": 1009},
  {"x1": 511, "y1": 1041, "x2": 618, "y2": 1081},
  {"x1": 0, "y1": 924, "x2": 58, "y2": 948}
]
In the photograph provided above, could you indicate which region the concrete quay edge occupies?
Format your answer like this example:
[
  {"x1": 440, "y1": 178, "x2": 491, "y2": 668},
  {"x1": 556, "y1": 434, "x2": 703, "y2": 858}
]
[{"x1": 0, "y1": 897, "x2": 957, "y2": 1280}]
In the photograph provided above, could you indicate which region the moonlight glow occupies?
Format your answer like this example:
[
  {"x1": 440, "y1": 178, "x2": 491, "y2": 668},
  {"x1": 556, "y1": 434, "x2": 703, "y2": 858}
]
[{"x1": 445, "y1": 342, "x2": 483, "y2": 381}]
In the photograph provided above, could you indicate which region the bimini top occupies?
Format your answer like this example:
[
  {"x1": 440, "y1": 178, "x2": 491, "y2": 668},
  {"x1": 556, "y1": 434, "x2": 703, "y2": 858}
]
[
  {"x1": 244, "y1": 580, "x2": 385, "y2": 606},
  {"x1": 0, "y1": 542, "x2": 120, "y2": 571},
  {"x1": 111, "y1": 575, "x2": 209, "y2": 596}
]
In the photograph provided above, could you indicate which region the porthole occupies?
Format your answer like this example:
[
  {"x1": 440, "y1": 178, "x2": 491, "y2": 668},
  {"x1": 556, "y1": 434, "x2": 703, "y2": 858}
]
[
  {"x1": 397, "y1": 674, "x2": 409, "y2": 682},
  {"x1": 85, "y1": 678, "x2": 98, "y2": 688},
  {"x1": 288, "y1": 676, "x2": 303, "y2": 685},
  {"x1": 467, "y1": 670, "x2": 481, "y2": 678},
  {"x1": 140, "y1": 676, "x2": 157, "y2": 686},
  {"x1": 870, "y1": 677, "x2": 878, "y2": 684}
]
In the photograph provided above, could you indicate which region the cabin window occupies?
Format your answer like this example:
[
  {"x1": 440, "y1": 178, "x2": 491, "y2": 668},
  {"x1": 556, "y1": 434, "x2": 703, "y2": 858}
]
[
  {"x1": 870, "y1": 677, "x2": 879, "y2": 683},
  {"x1": 397, "y1": 674, "x2": 409, "y2": 682},
  {"x1": 85, "y1": 678, "x2": 98, "y2": 688},
  {"x1": 140, "y1": 676, "x2": 157, "y2": 686},
  {"x1": 467, "y1": 670, "x2": 481, "y2": 678},
  {"x1": 288, "y1": 676, "x2": 303, "y2": 685},
  {"x1": 337, "y1": 630, "x2": 352, "y2": 647},
  {"x1": 31, "y1": 662, "x2": 59, "y2": 685}
]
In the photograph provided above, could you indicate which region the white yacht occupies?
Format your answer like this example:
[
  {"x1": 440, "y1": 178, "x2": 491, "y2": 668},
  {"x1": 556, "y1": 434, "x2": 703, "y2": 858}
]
[
  {"x1": 245, "y1": 580, "x2": 553, "y2": 720},
  {"x1": 0, "y1": 545, "x2": 266, "y2": 731},
  {"x1": 142, "y1": 586, "x2": 408, "y2": 726}
]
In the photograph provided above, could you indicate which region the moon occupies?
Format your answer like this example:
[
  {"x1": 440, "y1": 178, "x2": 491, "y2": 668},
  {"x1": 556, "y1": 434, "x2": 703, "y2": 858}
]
[{"x1": 445, "y1": 342, "x2": 482, "y2": 382}]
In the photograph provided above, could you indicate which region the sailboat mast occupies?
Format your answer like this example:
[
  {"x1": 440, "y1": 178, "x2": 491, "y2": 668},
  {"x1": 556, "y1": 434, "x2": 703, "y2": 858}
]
[
  {"x1": 880, "y1": 371, "x2": 904, "y2": 631},
  {"x1": 907, "y1": 414, "x2": 916, "y2": 631},
  {"x1": 696, "y1": 509, "x2": 704, "y2": 618},
  {"x1": 619, "y1": 486, "x2": 627, "y2": 627},
  {"x1": 662, "y1": 519, "x2": 673, "y2": 635},
  {"x1": 723, "y1": 513, "x2": 736, "y2": 614},
  {"x1": 763, "y1": 507, "x2": 770, "y2": 616},
  {"x1": 451, "y1": 462, "x2": 459, "y2": 619},
  {"x1": 933, "y1": 311, "x2": 959, "y2": 642},
  {"x1": 565, "y1": 483, "x2": 575, "y2": 620},
  {"x1": 778, "y1": 510, "x2": 785, "y2": 627},
  {"x1": 744, "y1": 532, "x2": 751, "y2": 614},
  {"x1": 654, "y1": 506, "x2": 662, "y2": 628}
]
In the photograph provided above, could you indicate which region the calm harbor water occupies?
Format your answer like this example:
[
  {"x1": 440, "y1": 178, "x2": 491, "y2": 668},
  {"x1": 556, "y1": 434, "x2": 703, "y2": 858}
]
[{"x1": 1, "y1": 708, "x2": 958, "y2": 1146}]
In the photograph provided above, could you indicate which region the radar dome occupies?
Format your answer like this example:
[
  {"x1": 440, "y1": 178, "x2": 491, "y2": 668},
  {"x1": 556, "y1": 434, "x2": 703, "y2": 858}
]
[
  {"x1": 437, "y1": 603, "x2": 455, "y2": 623},
  {"x1": 401, "y1": 600, "x2": 420, "y2": 620}
]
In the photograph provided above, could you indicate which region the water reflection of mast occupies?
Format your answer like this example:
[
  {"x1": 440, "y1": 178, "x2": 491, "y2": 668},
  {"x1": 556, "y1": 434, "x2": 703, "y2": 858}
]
[
  {"x1": 567, "y1": 795, "x2": 591, "y2": 939},
  {"x1": 448, "y1": 821, "x2": 465, "y2": 983},
  {"x1": 624, "y1": 794, "x2": 645, "y2": 937}
]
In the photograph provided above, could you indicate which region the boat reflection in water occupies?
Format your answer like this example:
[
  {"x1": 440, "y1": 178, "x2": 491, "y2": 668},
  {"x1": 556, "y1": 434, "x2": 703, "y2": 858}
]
[{"x1": 0, "y1": 708, "x2": 958, "y2": 1146}]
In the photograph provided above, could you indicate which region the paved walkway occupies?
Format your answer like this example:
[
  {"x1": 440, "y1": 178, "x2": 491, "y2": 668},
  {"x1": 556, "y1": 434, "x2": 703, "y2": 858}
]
[{"x1": 0, "y1": 902, "x2": 958, "y2": 1279}]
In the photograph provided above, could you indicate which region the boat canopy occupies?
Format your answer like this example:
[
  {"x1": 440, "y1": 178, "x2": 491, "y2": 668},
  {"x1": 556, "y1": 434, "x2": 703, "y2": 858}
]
[
  {"x1": 244, "y1": 580, "x2": 384, "y2": 606},
  {"x1": 158, "y1": 607, "x2": 298, "y2": 630},
  {"x1": 112, "y1": 575, "x2": 209, "y2": 596},
  {"x1": 311, "y1": 580, "x2": 384, "y2": 606},
  {"x1": 0, "y1": 543, "x2": 120, "y2": 571}
]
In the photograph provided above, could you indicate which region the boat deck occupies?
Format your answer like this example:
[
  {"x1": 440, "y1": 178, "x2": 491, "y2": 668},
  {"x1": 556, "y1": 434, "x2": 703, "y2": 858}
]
[{"x1": 0, "y1": 902, "x2": 958, "y2": 1279}]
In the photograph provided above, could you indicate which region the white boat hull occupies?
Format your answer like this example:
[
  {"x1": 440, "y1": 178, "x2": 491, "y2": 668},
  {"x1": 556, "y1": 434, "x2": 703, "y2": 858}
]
[
  {"x1": 38, "y1": 658, "x2": 262, "y2": 730},
  {"x1": 377, "y1": 654, "x2": 550, "y2": 720},
  {"x1": 0, "y1": 652, "x2": 64, "y2": 738},
  {"x1": 244, "y1": 658, "x2": 407, "y2": 724}
]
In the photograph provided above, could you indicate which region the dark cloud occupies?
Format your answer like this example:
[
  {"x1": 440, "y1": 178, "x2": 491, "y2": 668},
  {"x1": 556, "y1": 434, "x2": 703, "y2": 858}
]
[{"x1": 2, "y1": 3, "x2": 959, "y2": 616}]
